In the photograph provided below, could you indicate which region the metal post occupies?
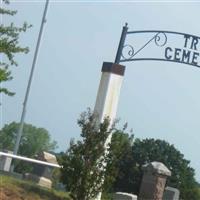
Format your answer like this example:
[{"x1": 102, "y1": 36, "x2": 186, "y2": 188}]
[
  {"x1": 13, "y1": 0, "x2": 50, "y2": 158},
  {"x1": 114, "y1": 23, "x2": 128, "y2": 64}
]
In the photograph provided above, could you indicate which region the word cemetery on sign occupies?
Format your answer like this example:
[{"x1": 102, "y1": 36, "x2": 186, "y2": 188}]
[
  {"x1": 165, "y1": 34, "x2": 200, "y2": 66},
  {"x1": 116, "y1": 24, "x2": 200, "y2": 68}
]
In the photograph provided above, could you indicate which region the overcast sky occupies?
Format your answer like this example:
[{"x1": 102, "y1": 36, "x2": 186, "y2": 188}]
[{"x1": 1, "y1": 0, "x2": 200, "y2": 181}]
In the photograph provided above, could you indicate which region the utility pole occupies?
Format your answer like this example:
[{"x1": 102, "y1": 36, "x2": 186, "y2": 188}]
[{"x1": 12, "y1": 0, "x2": 50, "y2": 166}]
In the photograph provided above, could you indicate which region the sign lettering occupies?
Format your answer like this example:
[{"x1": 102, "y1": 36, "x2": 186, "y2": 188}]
[
  {"x1": 119, "y1": 27, "x2": 200, "y2": 68},
  {"x1": 164, "y1": 34, "x2": 200, "y2": 66}
]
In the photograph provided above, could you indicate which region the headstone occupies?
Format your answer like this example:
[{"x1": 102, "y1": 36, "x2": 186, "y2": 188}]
[
  {"x1": 113, "y1": 192, "x2": 137, "y2": 200},
  {"x1": 0, "y1": 150, "x2": 13, "y2": 172},
  {"x1": 24, "y1": 151, "x2": 58, "y2": 189},
  {"x1": 139, "y1": 161, "x2": 171, "y2": 200},
  {"x1": 32, "y1": 151, "x2": 56, "y2": 179},
  {"x1": 163, "y1": 186, "x2": 180, "y2": 200}
]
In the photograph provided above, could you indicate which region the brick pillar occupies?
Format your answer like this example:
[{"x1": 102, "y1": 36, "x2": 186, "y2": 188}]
[
  {"x1": 139, "y1": 161, "x2": 171, "y2": 200},
  {"x1": 94, "y1": 62, "x2": 125, "y2": 200}
]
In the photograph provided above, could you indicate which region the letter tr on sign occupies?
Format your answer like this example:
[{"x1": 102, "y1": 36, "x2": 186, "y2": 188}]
[{"x1": 118, "y1": 23, "x2": 200, "y2": 68}]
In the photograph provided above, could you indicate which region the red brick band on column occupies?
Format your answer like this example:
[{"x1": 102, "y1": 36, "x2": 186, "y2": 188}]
[{"x1": 101, "y1": 62, "x2": 125, "y2": 76}]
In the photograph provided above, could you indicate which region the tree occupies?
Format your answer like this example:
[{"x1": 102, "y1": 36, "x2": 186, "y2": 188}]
[
  {"x1": 60, "y1": 109, "x2": 115, "y2": 200},
  {"x1": 132, "y1": 139, "x2": 199, "y2": 199},
  {"x1": 0, "y1": 121, "x2": 57, "y2": 173},
  {"x1": 111, "y1": 137, "x2": 200, "y2": 200},
  {"x1": 0, "y1": 0, "x2": 31, "y2": 96},
  {"x1": 103, "y1": 126, "x2": 134, "y2": 193}
]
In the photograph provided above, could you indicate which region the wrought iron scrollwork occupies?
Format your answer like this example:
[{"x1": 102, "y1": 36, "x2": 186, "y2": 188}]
[
  {"x1": 117, "y1": 27, "x2": 200, "y2": 68},
  {"x1": 121, "y1": 45, "x2": 134, "y2": 59},
  {"x1": 121, "y1": 31, "x2": 168, "y2": 61},
  {"x1": 154, "y1": 32, "x2": 167, "y2": 47}
]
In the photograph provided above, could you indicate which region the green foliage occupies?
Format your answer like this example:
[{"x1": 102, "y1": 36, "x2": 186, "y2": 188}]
[
  {"x1": 104, "y1": 126, "x2": 134, "y2": 193},
  {"x1": 60, "y1": 109, "x2": 114, "y2": 200},
  {"x1": 110, "y1": 137, "x2": 200, "y2": 200},
  {"x1": 133, "y1": 139, "x2": 199, "y2": 199},
  {"x1": 101, "y1": 192, "x2": 112, "y2": 200},
  {"x1": 0, "y1": 0, "x2": 31, "y2": 96},
  {"x1": 52, "y1": 152, "x2": 65, "y2": 189},
  {"x1": 0, "y1": 122, "x2": 57, "y2": 173},
  {"x1": 59, "y1": 109, "x2": 199, "y2": 199}
]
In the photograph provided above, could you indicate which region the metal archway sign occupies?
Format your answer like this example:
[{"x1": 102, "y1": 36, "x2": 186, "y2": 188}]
[{"x1": 115, "y1": 23, "x2": 200, "y2": 68}]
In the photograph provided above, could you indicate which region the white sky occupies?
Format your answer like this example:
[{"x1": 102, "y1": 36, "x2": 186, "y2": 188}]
[{"x1": 1, "y1": 0, "x2": 200, "y2": 182}]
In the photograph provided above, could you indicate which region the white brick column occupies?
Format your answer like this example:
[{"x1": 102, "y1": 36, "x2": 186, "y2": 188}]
[{"x1": 94, "y1": 62, "x2": 125, "y2": 200}]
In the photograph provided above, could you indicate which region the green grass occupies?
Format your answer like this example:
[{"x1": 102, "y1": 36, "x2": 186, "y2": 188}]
[
  {"x1": 0, "y1": 174, "x2": 113, "y2": 200},
  {"x1": 0, "y1": 174, "x2": 71, "y2": 200}
]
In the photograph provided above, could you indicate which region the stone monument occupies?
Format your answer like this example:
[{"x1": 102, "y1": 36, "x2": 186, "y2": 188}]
[
  {"x1": 0, "y1": 150, "x2": 13, "y2": 172},
  {"x1": 139, "y1": 161, "x2": 171, "y2": 200},
  {"x1": 24, "y1": 151, "x2": 58, "y2": 189},
  {"x1": 163, "y1": 186, "x2": 180, "y2": 200}
]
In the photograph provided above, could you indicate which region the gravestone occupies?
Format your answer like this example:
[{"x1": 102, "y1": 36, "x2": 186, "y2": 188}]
[
  {"x1": 0, "y1": 150, "x2": 12, "y2": 172},
  {"x1": 139, "y1": 161, "x2": 171, "y2": 200},
  {"x1": 24, "y1": 151, "x2": 58, "y2": 189},
  {"x1": 113, "y1": 192, "x2": 137, "y2": 200},
  {"x1": 163, "y1": 186, "x2": 180, "y2": 200}
]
